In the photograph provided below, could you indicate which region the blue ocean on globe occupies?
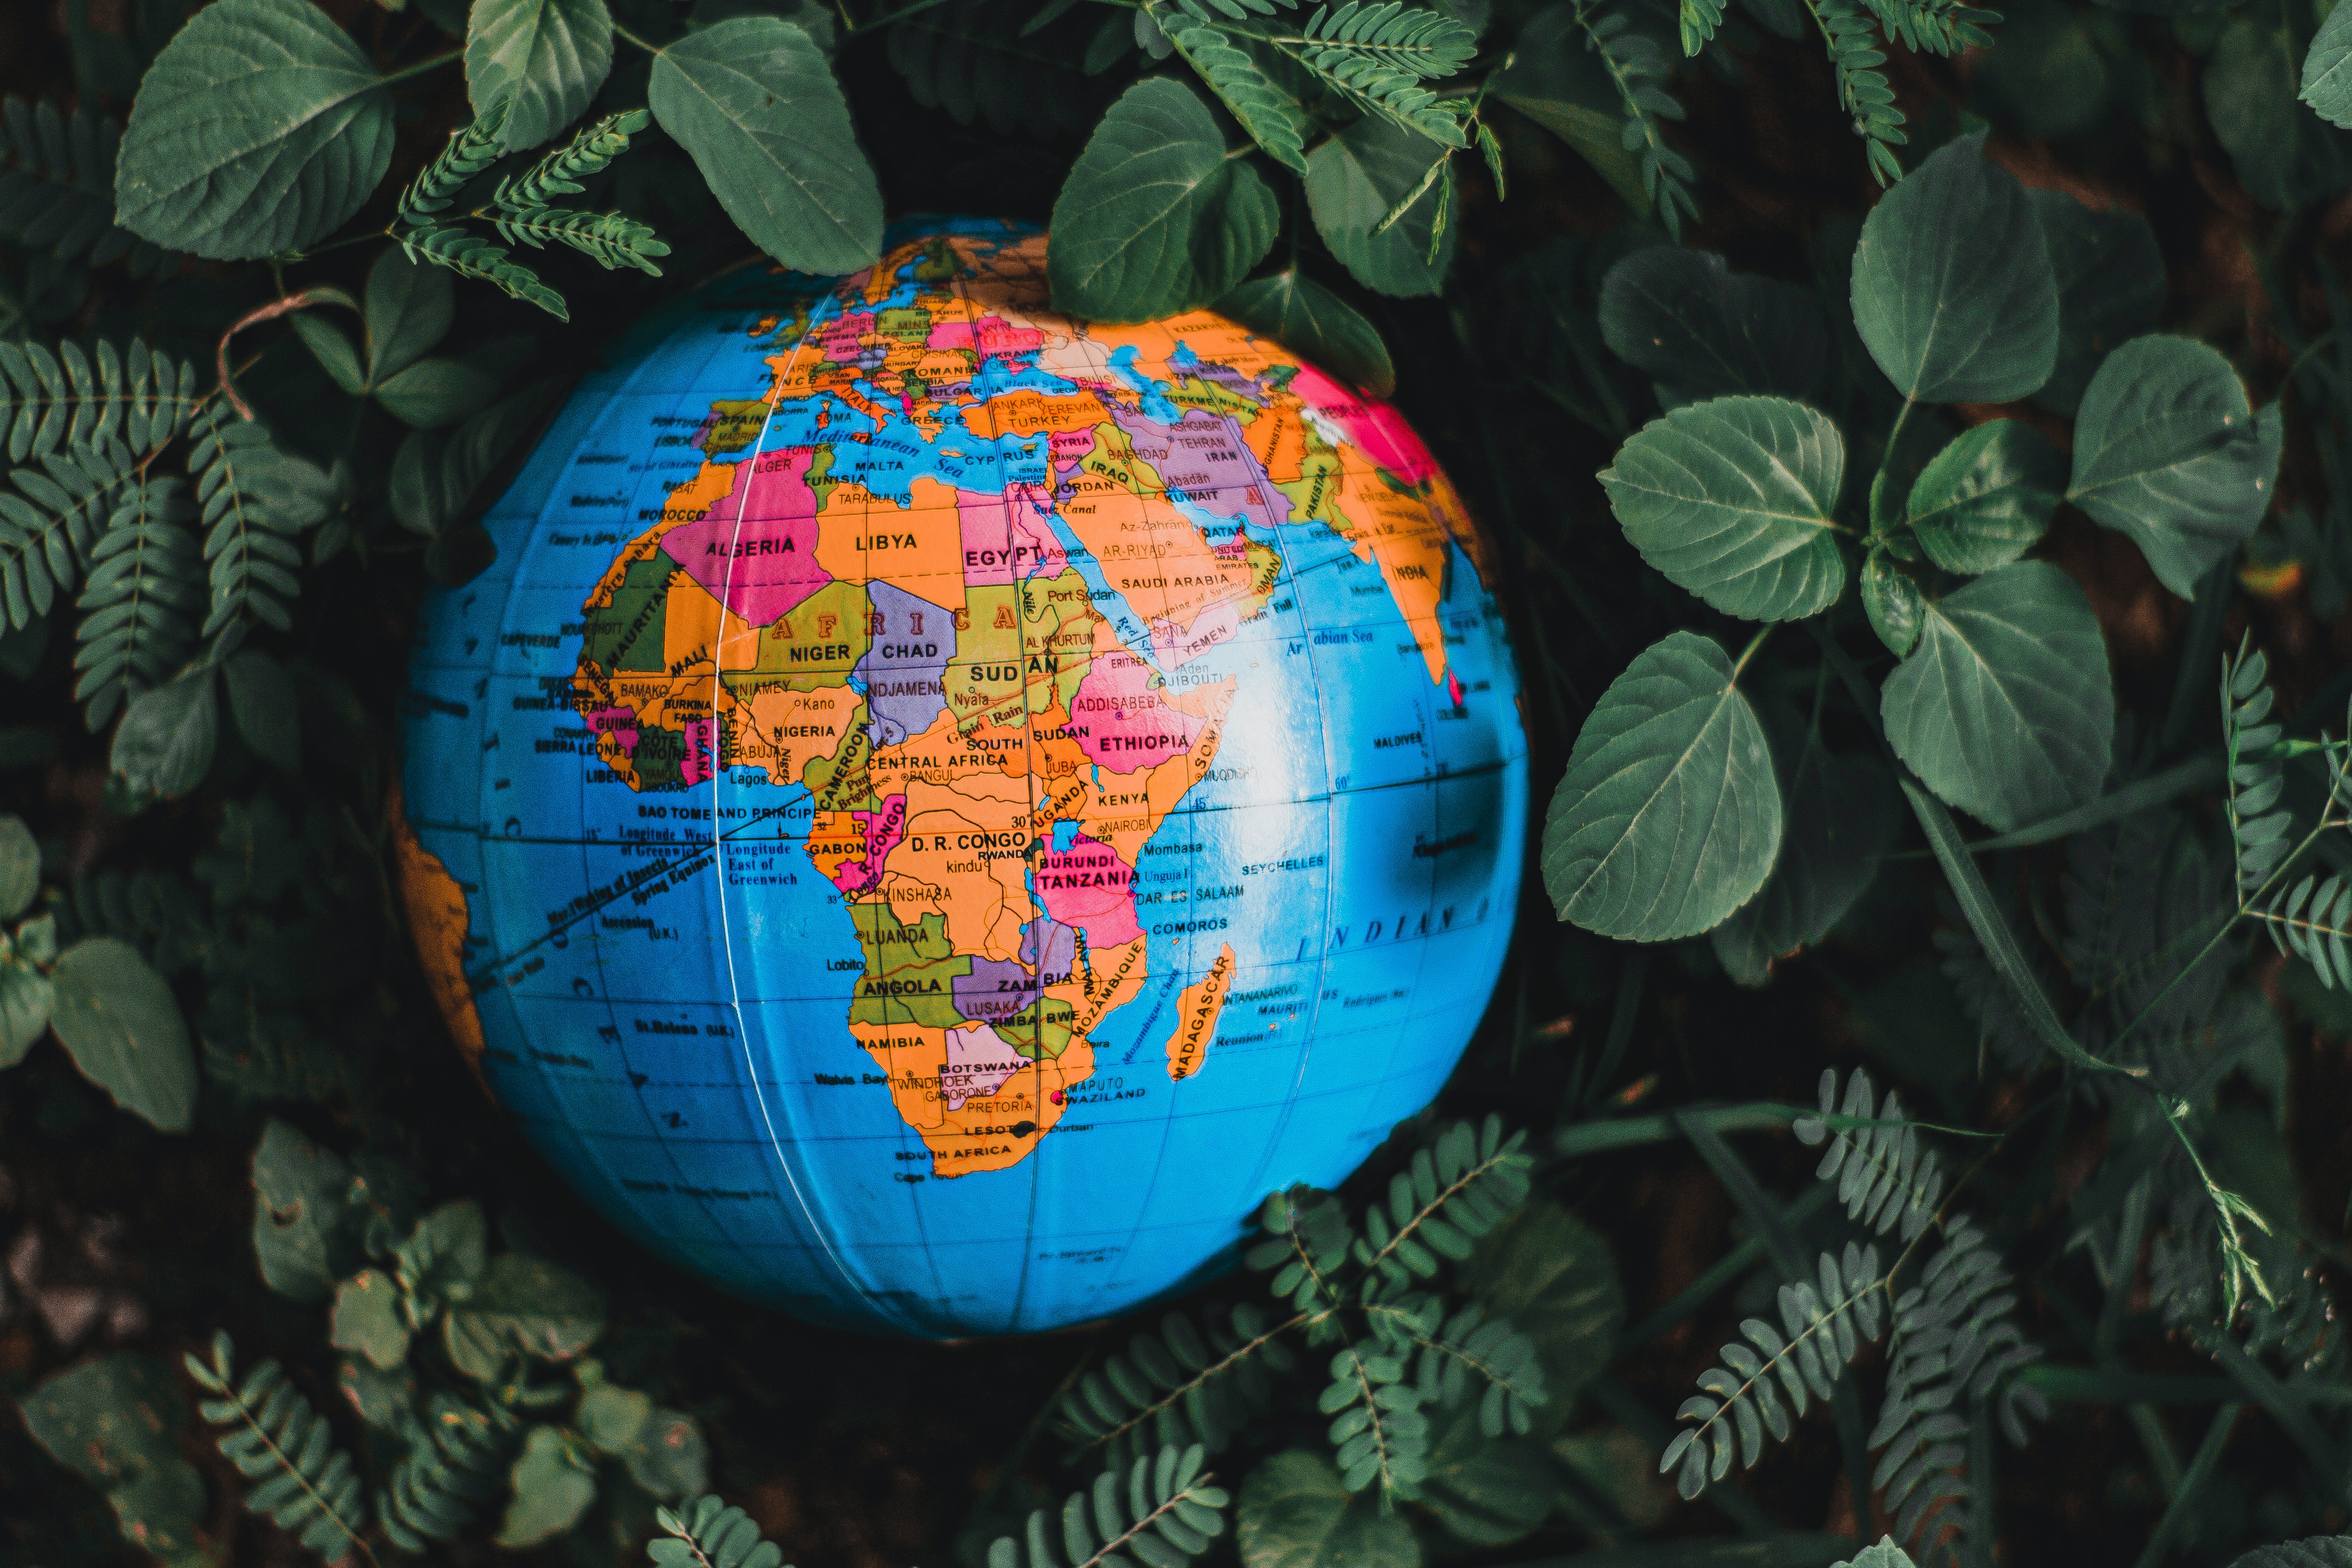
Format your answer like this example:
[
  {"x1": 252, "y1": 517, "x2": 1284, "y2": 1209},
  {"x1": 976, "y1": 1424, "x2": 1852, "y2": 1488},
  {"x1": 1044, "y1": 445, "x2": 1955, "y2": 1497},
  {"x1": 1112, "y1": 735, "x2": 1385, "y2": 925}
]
[{"x1": 394, "y1": 217, "x2": 1528, "y2": 1336}]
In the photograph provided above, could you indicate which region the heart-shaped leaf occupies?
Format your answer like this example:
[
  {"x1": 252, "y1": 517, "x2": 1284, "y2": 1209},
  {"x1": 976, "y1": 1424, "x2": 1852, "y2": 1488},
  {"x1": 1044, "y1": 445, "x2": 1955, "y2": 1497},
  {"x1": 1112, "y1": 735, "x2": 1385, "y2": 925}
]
[
  {"x1": 648, "y1": 17, "x2": 883, "y2": 277},
  {"x1": 1880, "y1": 560, "x2": 2113, "y2": 831},
  {"x1": 1904, "y1": 419, "x2": 2064, "y2": 574},
  {"x1": 2067, "y1": 335, "x2": 2279, "y2": 597},
  {"x1": 1543, "y1": 630, "x2": 1782, "y2": 941},
  {"x1": 1050, "y1": 77, "x2": 1280, "y2": 320},
  {"x1": 1849, "y1": 132, "x2": 2059, "y2": 404},
  {"x1": 115, "y1": 0, "x2": 395, "y2": 259},
  {"x1": 1600, "y1": 396, "x2": 1847, "y2": 622}
]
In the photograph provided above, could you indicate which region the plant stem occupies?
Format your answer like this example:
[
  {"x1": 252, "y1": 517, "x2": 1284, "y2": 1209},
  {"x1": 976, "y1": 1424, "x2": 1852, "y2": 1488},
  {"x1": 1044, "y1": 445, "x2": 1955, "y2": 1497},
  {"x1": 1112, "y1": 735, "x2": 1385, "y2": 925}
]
[{"x1": 376, "y1": 50, "x2": 461, "y2": 89}]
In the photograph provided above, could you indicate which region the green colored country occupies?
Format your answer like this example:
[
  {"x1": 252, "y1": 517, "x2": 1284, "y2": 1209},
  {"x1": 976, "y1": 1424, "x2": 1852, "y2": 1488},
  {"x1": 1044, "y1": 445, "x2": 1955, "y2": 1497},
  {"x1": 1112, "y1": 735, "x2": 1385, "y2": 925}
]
[{"x1": 850, "y1": 905, "x2": 970, "y2": 1029}]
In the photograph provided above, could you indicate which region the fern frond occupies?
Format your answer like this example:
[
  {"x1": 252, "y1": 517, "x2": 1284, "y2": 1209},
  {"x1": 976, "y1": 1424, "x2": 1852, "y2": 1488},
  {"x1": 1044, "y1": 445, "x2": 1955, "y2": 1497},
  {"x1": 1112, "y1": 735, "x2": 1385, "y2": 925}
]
[
  {"x1": 1059, "y1": 1303, "x2": 1299, "y2": 1466},
  {"x1": 397, "y1": 104, "x2": 511, "y2": 229},
  {"x1": 492, "y1": 108, "x2": 648, "y2": 210},
  {"x1": 0, "y1": 337, "x2": 200, "y2": 466},
  {"x1": 1856, "y1": 0, "x2": 1995, "y2": 55},
  {"x1": 988, "y1": 1444, "x2": 1231, "y2": 1568},
  {"x1": 2253, "y1": 872, "x2": 2352, "y2": 987},
  {"x1": 0, "y1": 433, "x2": 138, "y2": 630},
  {"x1": 1354, "y1": 1115, "x2": 1531, "y2": 1298},
  {"x1": 1365, "y1": 1294, "x2": 1548, "y2": 1435},
  {"x1": 488, "y1": 208, "x2": 668, "y2": 275},
  {"x1": 0, "y1": 98, "x2": 176, "y2": 276},
  {"x1": 1574, "y1": 0, "x2": 1699, "y2": 237},
  {"x1": 650, "y1": 1495, "x2": 787, "y2": 1568},
  {"x1": 2225, "y1": 638, "x2": 2295, "y2": 900},
  {"x1": 1660, "y1": 1242, "x2": 1885, "y2": 1499},
  {"x1": 379, "y1": 1392, "x2": 520, "y2": 1550},
  {"x1": 1794, "y1": 1068, "x2": 1944, "y2": 1242},
  {"x1": 74, "y1": 477, "x2": 200, "y2": 730},
  {"x1": 396, "y1": 224, "x2": 568, "y2": 320},
  {"x1": 1320, "y1": 1342, "x2": 1430, "y2": 1495},
  {"x1": 1246, "y1": 1185, "x2": 1356, "y2": 1313},
  {"x1": 186, "y1": 405, "x2": 333, "y2": 659},
  {"x1": 1678, "y1": 0, "x2": 1727, "y2": 53},
  {"x1": 1162, "y1": 18, "x2": 1312, "y2": 173},
  {"x1": 1810, "y1": 0, "x2": 1905, "y2": 185},
  {"x1": 1870, "y1": 1219, "x2": 2045, "y2": 1549},
  {"x1": 1273, "y1": 1, "x2": 1477, "y2": 144},
  {"x1": 184, "y1": 1332, "x2": 377, "y2": 1566}
]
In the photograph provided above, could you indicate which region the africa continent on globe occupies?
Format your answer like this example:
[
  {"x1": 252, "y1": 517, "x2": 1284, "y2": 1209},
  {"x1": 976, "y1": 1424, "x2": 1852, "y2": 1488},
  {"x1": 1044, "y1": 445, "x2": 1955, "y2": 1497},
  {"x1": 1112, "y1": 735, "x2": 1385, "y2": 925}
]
[{"x1": 394, "y1": 217, "x2": 1528, "y2": 1336}]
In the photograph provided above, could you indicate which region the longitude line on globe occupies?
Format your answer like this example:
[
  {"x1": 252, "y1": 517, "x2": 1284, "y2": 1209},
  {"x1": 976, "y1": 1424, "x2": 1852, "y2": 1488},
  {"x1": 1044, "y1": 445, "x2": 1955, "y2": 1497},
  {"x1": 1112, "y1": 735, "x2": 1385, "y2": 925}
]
[{"x1": 708, "y1": 273, "x2": 879, "y2": 1323}]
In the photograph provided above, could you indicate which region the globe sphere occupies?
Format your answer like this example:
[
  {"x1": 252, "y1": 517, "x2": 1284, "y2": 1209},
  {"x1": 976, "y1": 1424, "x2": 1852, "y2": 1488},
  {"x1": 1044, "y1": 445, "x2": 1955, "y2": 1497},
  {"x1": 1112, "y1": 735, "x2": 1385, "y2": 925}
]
[{"x1": 393, "y1": 217, "x2": 1528, "y2": 1337}]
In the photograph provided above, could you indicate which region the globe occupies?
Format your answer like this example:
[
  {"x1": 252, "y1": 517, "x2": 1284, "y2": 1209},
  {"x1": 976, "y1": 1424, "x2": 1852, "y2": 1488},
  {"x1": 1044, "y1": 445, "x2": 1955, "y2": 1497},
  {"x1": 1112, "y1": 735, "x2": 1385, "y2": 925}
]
[{"x1": 391, "y1": 217, "x2": 1528, "y2": 1337}]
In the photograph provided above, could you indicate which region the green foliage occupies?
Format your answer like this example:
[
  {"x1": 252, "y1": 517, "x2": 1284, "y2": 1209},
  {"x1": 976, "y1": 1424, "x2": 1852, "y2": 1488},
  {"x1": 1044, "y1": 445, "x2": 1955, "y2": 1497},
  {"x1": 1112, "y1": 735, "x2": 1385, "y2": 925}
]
[
  {"x1": 1903, "y1": 420, "x2": 2062, "y2": 575},
  {"x1": 466, "y1": 0, "x2": 617, "y2": 151},
  {"x1": 186, "y1": 403, "x2": 333, "y2": 660},
  {"x1": 20, "y1": 1353, "x2": 209, "y2": 1565},
  {"x1": 1544, "y1": 630, "x2": 1782, "y2": 940},
  {"x1": 47, "y1": 933, "x2": 197, "y2": 1130},
  {"x1": 2064, "y1": 335, "x2": 2279, "y2": 598},
  {"x1": 650, "y1": 1495, "x2": 790, "y2": 1568},
  {"x1": 186, "y1": 1332, "x2": 376, "y2": 1565},
  {"x1": 1217, "y1": 268, "x2": 1395, "y2": 395},
  {"x1": 1598, "y1": 246, "x2": 1829, "y2": 406},
  {"x1": 114, "y1": 0, "x2": 395, "y2": 258},
  {"x1": 646, "y1": 18, "x2": 884, "y2": 279},
  {"x1": 1052, "y1": 78, "x2": 1279, "y2": 322},
  {"x1": 987, "y1": 1443, "x2": 1231, "y2": 1568},
  {"x1": 1850, "y1": 133, "x2": 2057, "y2": 405},
  {"x1": 0, "y1": 98, "x2": 175, "y2": 276},
  {"x1": 1283, "y1": 1, "x2": 1479, "y2": 146},
  {"x1": 73, "y1": 478, "x2": 200, "y2": 731},
  {"x1": 1061, "y1": 1303, "x2": 1297, "y2": 1467},
  {"x1": 1602, "y1": 396, "x2": 1847, "y2": 620},
  {"x1": 1879, "y1": 561, "x2": 2114, "y2": 831}
]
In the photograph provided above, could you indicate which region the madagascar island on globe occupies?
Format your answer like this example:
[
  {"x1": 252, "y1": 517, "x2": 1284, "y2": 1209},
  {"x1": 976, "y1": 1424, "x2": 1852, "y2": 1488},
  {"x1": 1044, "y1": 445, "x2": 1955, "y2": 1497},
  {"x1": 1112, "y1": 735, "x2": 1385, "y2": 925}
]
[{"x1": 391, "y1": 217, "x2": 1527, "y2": 1337}]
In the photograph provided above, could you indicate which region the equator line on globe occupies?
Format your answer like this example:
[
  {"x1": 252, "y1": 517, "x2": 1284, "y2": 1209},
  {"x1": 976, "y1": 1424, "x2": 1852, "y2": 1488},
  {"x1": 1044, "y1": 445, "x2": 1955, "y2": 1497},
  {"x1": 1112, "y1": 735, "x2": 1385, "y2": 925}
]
[{"x1": 393, "y1": 216, "x2": 1528, "y2": 1337}]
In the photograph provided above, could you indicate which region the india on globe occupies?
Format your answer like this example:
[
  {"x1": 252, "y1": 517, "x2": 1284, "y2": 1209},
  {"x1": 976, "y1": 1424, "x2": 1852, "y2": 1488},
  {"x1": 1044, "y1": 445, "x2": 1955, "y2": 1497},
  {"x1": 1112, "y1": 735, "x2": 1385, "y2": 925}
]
[{"x1": 391, "y1": 217, "x2": 1528, "y2": 1337}]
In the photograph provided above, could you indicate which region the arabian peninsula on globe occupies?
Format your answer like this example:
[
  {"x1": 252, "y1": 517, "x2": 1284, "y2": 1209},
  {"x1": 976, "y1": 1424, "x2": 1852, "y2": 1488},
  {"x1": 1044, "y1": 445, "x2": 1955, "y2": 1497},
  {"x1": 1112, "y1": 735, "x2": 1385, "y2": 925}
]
[{"x1": 391, "y1": 217, "x2": 1528, "y2": 1337}]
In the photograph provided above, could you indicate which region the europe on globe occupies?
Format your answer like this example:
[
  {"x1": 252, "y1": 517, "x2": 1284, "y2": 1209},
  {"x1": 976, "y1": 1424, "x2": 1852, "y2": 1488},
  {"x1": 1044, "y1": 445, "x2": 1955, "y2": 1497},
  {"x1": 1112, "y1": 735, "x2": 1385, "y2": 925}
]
[{"x1": 391, "y1": 216, "x2": 1528, "y2": 1337}]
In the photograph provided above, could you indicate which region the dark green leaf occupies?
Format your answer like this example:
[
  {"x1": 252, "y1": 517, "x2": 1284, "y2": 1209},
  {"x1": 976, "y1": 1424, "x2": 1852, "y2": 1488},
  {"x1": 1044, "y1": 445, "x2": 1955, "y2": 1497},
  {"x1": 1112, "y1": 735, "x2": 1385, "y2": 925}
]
[
  {"x1": 1713, "y1": 732, "x2": 1900, "y2": 984},
  {"x1": 1862, "y1": 551, "x2": 1924, "y2": 656},
  {"x1": 48, "y1": 935, "x2": 197, "y2": 1131},
  {"x1": 2306, "y1": 6, "x2": 2352, "y2": 127},
  {"x1": 1238, "y1": 1450, "x2": 1421, "y2": 1568},
  {"x1": 1880, "y1": 560, "x2": 2113, "y2": 831},
  {"x1": 1456, "y1": 1201, "x2": 1623, "y2": 1420},
  {"x1": 1849, "y1": 132, "x2": 2059, "y2": 404},
  {"x1": 366, "y1": 247, "x2": 456, "y2": 385},
  {"x1": 224, "y1": 648, "x2": 299, "y2": 770},
  {"x1": 1543, "y1": 630, "x2": 1782, "y2": 941},
  {"x1": 289, "y1": 314, "x2": 367, "y2": 396},
  {"x1": 2229, "y1": 1538, "x2": 2352, "y2": 1568},
  {"x1": 2209, "y1": 4, "x2": 2352, "y2": 210},
  {"x1": 467, "y1": 0, "x2": 616, "y2": 150},
  {"x1": 647, "y1": 17, "x2": 883, "y2": 276},
  {"x1": 115, "y1": 0, "x2": 394, "y2": 259},
  {"x1": 622, "y1": 1407, "x2": 708, "y2": 1499},
  {"x1": 2029, "y1": 189, "x2": 2163, "y2": 415},
  {"x1": 0, "y1": 914, "x2": 53, "y2": 1066},
  {"x1": 1600, "y1": 396, "x2": 1846, "y2": 621},
  {"x1": 1904, "y1": 419, "x2": 2063, "y2": 574},
  {"x1": 21, "y1": 1354, "x2": 206, "y2": 1562},
  {"x1": 497, "y1": 1426, "x2": 599, "y2": 1548},
  {"x1": 373, "y1": 356, "x2": 503, "y2": 430},
  {"x1": 1487, "y1": 7, "x2": 1649, "y2": 211},
  {"x1": 110, "y1": 667, "x2": 216, "y2": 798},
  {"x1": 331, "y1": 1268, "x2": 413, "y2": 1369},
  {"x1": 444, "y1": 1254, "x2": 606, "y2": 1378},
  {"x1": 2066, "y1": 335, "x2": 2276, "y2": 598},
  {"x1": 1598, "y1": 247, "x2": 1829, "y2": 406},
  {"x1": 1305, "y1": 116, "x2": 1456, "y2": 299},
  {"x1": 0, "y1": 812, "x2": 35, "y2": 919},
  {"x1": 1049, "y1": 77, "x2": 1278, "y2": 321},
  {"x1": 250, "y1": 1117, "x2": 361, "y2": 1304},
  {"x1": 1419, "y1": 1406, "x2": 1552, "y2": 1546},
  {"x1": 1218, "y1": 268, "x2": 1396, "y2": 398}
]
